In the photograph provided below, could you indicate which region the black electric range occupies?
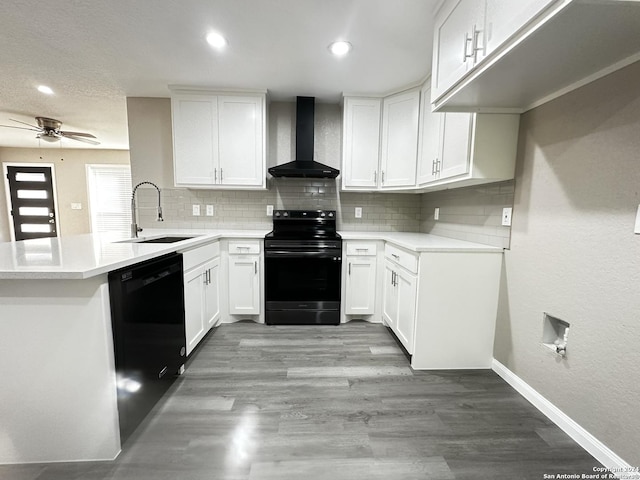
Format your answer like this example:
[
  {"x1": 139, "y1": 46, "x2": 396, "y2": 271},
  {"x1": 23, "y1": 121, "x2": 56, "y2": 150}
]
[{"x1": 264, "y1": 210, "x2": 342, "y2": 325}]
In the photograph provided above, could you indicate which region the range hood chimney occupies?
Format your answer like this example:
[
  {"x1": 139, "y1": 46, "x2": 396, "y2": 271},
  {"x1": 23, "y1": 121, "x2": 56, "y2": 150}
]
[{"x1": 268, "y1": 96, "x2": 340, "y2": 179}]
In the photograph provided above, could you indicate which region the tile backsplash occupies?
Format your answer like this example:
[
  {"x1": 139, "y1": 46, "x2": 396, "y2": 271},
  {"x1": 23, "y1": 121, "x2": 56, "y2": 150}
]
[
  {"x1": 137, "y1": 178, "x2": 513, "y2": 247},
  {"x1": 136, "y1": 178, "x2": 421, "y2": 232},
  {"x1": 420, "y1": 180, "x2": 515, "y2": 248}
]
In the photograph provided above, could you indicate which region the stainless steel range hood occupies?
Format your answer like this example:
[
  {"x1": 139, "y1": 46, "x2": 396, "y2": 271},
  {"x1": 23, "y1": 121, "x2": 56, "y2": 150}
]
[{"x1": 268, "y1": 96, "x2": 340, "y2": 179}]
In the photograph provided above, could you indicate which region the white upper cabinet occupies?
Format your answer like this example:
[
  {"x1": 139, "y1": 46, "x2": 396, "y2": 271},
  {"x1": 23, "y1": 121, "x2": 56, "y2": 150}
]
[
  {"x1": 380, "y1": 89, "x2": 420, "y2": 189},
  {"x1": 217, "y1": 96, "x2": 265, "y2": 186},
  {"x1": 172, "y1": 95, "x2": 218, "y2": 186},
  {"x1": 484, "y1": 0, "x2": 556, "y2": 56},
  {"x1": 171, "y1": 89, "x2": 266, "y2": 189},
  {"x1": 431, "y1": 0, "x2": 640, "y2": 111},
  {"x1": 431, "y1": 0, "x2": 486, "y2": 102},
  {"x1": 417, "y1": 82, "x2": 442, "y2": 185},
  {"x1": 418, "y1": 78, "x2": 519, "y2": 190},
  {"x1": 341, "y1": 97, "x2": 382, "y2": 189}
]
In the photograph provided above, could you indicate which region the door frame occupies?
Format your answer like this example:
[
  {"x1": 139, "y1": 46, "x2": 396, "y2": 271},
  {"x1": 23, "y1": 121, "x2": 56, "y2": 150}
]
[{"x1": 2, "y1": 162, "x2": 61, "y2": 241}]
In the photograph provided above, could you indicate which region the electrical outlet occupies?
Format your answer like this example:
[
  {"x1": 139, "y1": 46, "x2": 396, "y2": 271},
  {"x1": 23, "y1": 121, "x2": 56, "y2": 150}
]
[
  {"x1": 71, "y1": 203, "x2": 82, "y2": 210},
  {"x1": 434, "y1": 207, "x2": 439, "y2": 220},
  {"x1": 267, "y1": 205, "x2": 274, "y2": 216},
  {"x1": 206, "y1": 205, "x2": 214, "y2": 216},
  {"x1": 192, "y1": 204, "x2": 200, "y2": 216},
  {"x1": 502, "y1": 207, "x2": 513, "y2": 226},
  {"x1": 355, "y1": 207, "x2": 362, "y2": 218},
  {"x1": 635, "y1": 204, "x2": 640, "y2": 234}
]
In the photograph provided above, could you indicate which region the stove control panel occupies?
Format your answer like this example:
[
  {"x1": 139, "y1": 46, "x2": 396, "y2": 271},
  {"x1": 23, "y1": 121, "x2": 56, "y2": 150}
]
[{"x1": 273, "y1": 210, "x2": 336, "y2": 219}]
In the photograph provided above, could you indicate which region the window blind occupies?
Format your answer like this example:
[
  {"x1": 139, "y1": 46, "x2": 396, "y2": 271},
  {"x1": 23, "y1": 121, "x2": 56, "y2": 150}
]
[{"x1": 86, "y1": 164, "x2": 132, "y2": 234}]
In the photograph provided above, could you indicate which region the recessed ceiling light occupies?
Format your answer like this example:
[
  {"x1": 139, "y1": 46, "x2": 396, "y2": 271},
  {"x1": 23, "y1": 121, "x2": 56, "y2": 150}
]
[
  {"x1": 206, "y1": 31, "x2": 227, "y2": 49},
  {"x1": 328, "y1": 41, "x2": 352, "y2": 57},
  {"x1": 37, "y1": 85, "x2": 54, "y2": 95}
]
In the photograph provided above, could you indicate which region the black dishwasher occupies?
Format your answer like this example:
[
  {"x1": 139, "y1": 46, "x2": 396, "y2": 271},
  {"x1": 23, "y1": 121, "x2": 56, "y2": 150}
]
[{"x1": 108, "y1": 252, "x2": 186, "y2": 443}]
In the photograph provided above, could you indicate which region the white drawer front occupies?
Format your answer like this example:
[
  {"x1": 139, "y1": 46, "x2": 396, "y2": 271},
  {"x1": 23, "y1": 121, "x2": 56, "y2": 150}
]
[
  {"x1": 182, "y1": 241, "x2": 220, "y2": 271},
  {"x1": 228, "y1": 240, "x2": 261, "y2": 255},
  {"x1": 384, "y1": 243, "x2": 418, "y2": 274},
  {"x1": 345, "y1": 242, "x2": 378, "y2": 256}
]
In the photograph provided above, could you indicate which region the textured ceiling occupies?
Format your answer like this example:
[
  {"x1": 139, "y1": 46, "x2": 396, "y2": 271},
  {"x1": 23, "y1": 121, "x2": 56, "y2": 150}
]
[{"x1": 0, "y1": 0, "x2": 439, "y2": 150}]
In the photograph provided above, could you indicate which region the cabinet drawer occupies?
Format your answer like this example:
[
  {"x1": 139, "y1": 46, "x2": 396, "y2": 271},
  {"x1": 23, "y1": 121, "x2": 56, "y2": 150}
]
[
  {"x1": 384, "y1": 243, "x2": 418, "y2": 274},
  {"x1": 345, "y1": 242, "x2": 378, "y2": 256},
  {"x1": 228, "y1": 240, "x2": 261, "y2": 255},
  {"x1": 183, "y1": 241, "x2": 220, "y2": 271}
]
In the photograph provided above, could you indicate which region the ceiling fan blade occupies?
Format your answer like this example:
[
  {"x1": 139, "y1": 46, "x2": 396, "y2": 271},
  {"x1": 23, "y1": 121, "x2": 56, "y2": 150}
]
[
  {"x1": 62, "y1": 134, "x2": 101, "y2": 145},
  {"x1": 59, "y1": 130, "x2": 97, "y2": 139},
  {"x1": 0, "y1": 124, "x2": 41, "y2": 132},
  {"x1": 10, "y1": 118, "x2": 41, "y2": 129}
]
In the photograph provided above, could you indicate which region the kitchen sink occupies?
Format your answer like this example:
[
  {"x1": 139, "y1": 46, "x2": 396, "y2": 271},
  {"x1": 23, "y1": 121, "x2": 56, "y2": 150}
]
[
  {"x1": 137, "y1": 236, "x2": 197, "y2": 243},
  {"x1": 118, "y1": 235, "x2": 200, "y2": 244}
]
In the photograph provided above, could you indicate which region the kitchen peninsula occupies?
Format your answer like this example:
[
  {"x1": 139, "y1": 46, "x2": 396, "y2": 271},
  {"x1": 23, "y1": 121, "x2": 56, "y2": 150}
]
[{"x1": 0, "y1": 229, "x2": 502, "y2": 464}]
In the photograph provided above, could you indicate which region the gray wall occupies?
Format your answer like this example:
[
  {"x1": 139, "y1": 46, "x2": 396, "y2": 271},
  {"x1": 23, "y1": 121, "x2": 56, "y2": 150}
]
[{"x1": 495, "y1": 61, "x2": 640, "y2": 464}]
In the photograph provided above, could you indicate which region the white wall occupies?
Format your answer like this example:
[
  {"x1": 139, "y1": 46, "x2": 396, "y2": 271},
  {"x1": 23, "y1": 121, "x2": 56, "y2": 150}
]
[
  {"x1": 494, "y1": 61, "x2": 640, "y2": 465},
  {"x1": 0, "y1": 148, "x2": 129, "y2": 242}
]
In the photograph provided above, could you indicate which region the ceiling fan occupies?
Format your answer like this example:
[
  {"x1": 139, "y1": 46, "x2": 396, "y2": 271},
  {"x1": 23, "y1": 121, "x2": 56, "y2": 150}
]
[{"x1": 0, "y1": 116, "x2": 100, "y2": 145}]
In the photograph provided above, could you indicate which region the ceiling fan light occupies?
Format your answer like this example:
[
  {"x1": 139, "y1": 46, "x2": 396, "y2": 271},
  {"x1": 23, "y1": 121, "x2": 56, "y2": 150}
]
[
  {"x1": 37, "y1": 133, "x2": 59, "y2": 142},
  {"x1": 37, "y1": 85, "x2": 54, "y2": 95}
]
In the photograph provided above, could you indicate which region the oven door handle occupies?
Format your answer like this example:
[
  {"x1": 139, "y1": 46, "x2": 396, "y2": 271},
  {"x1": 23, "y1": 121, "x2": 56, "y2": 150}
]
[{"x1": 265, "y1": 251, "x2": 341, "y2": 259}]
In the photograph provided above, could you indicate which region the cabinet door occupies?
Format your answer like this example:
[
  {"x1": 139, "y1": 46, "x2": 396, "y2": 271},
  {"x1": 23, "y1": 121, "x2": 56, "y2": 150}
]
[
  {"x1": 485, "y1": 0, "x2": 555, "y2": 56},
  {"x1": 217, "y1": 96, "x2": 265, "y2": 186},
  {"x1": 228, "y1": 255, "x2": 260, "y2": 315},
  {"x1": 417, "y1": 83, "x2": 443, "y2": 185},
  {"x1": 382, "y1": 260, "x2": 398, "y2": 329},
  {"x1": 342, "y1": 97, "x2": 382, "y2": 189},
  {"x1": 184, "y1": 267, "x2": 205, "y2": 356},
  {"x1": 203, "y1": 257, "x2": 220, "y2": 329},
  {"x1": 432, "y1": 0, "x2": 486, "y2": 101},
  {"x1": 395, "y1": 269, "x2": 417, "y2": 354},
  {"x1": 345, "y1": 257, "x2": 377, "y2": 315},
  {"x1": 172, "y1": 95, "x2": 218, "y2": 186},
  {"x1": 439, "y1": 112, "x2": 473, "y2": 180},
  {"x1": 380, "y1": 90, "x2": 419, "y2": 188}
]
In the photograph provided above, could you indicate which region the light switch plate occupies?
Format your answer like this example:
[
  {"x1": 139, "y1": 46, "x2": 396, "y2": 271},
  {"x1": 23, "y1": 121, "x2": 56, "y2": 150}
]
[
  {"x1": 206, "y1": 205, "x2": 214, "y2": 216},
  {"x1": 502, "y1": 207, "x2": 513, "y2": 226},
  {"x1": 192, "y1": 204, "x2": 200, "y2": 216},
  {"x1": 266, "y1": 205, "x2": 274, "y2": 216},
  {"x1": 434, "y1": 207, "x2": 439, "y2": 220},
  {"x1": 634, "y1": 204, "x2": 640, "y2": 234},
  {"x1": 355, "y1": 207, "x2": 362, "y2": 218}
]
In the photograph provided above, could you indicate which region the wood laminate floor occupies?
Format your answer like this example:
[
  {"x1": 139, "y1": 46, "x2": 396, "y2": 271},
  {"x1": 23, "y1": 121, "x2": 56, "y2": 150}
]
[{"x1": 1, "y1": 322, "x2": 601, "y2": 480}]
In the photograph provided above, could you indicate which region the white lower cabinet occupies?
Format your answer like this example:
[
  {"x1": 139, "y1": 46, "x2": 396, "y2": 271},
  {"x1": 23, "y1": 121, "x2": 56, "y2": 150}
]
[
  {"x1": 382, "y1": 245, "x2": 418, "y2": 354},
  {"x1": 344, "y1": 242, "x2": 378, "y2": 316},
  {"x1": 228, "y1": 241, "x2": 261, "y2": 315},
  {"x1": 182, "y1": 242, "x2": 221, "y2": 356}
]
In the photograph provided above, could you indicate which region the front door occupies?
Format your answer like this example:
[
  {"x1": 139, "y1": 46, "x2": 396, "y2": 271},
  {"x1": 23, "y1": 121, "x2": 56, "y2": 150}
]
[{"x1": 3, "y1": 164, "x2": 59, "y2": 241}]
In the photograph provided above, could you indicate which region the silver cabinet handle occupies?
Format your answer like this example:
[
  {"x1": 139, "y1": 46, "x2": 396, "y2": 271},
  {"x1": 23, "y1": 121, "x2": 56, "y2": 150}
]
[
  {"x1": 220, "y1": 168, "x2": 223, "y2": 182},
  {"x1": 391, "y1": 253, "x2": 400, "y2": 260},
  {"x1": 214, "y1": 168, "x2": 218, "y2": 183},
  {"x1": 254, "y1": 260, "x2": 257, "y2": 274},
  {"x1": 207, "y1": 269, "x2": 211, "y2": 284},
  {"x1": 431, "y1": 159, "x2": 436, "y2": 175},
  {"x1": 471, "y1": 24, "x2": 484, "y2": 62},
  {"x1": 374, "y1": 170, "x2": 377, "y2": 184},
  {"x1": 382, "y1": 170, "x2": 385, "y2": 184},
  {"x1": 435, "y1": 158, "x2": 440, "y2": 175},
  {"x1": 463, "y1": 30, "x2": 474, "y2": 61},
  {"x1": 348, "y1": 262, "x2": 351, "y2": 275}
]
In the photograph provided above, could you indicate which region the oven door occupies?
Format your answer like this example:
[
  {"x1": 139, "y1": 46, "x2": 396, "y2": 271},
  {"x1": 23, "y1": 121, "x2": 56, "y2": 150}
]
[{"x1": 265, "y1": 250, "x2": 342, "y2": 325}]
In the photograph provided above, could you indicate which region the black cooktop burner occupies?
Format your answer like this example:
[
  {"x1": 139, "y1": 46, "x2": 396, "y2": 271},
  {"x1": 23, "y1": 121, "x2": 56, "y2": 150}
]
[{"x1": 266, "y1": 209, "x2": 340, "y2": 241}]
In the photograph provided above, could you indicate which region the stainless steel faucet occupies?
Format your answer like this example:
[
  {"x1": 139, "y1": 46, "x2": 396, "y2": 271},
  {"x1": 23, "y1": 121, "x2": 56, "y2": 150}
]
[{"x1": 131, "y1": 181, "x2": 163, "y2": 238}]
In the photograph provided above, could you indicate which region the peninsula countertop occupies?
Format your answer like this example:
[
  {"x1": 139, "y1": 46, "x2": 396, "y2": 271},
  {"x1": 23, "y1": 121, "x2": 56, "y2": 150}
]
[{"x1": 0, "y1": 229, "x2": 502, "y2": 280}]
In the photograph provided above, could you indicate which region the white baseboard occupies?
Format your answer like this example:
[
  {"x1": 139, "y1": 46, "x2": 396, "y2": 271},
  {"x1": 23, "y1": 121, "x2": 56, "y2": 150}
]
[{"x1": 492, "y1": 359, "x2": 640, "y2": 480}]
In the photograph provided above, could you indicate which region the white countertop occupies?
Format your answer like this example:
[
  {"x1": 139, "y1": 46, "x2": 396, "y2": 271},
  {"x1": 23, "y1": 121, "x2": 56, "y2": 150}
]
[
  {"x1": 339, "y1": 231, "x2": 503, "y2": 253},
  {"x1": 0, "y1": 229, "x2": 501, "y2": 280}
]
